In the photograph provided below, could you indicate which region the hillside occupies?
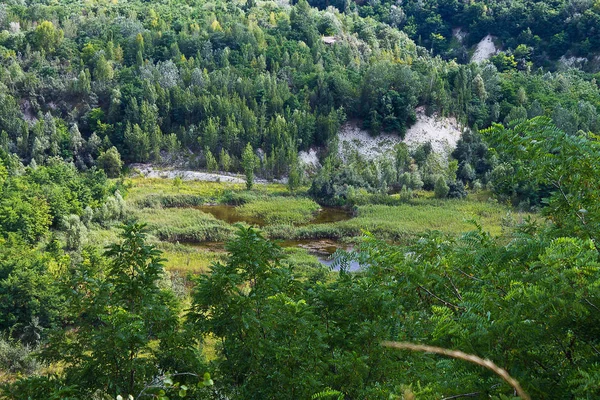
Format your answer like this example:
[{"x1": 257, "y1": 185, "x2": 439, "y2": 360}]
[{"x1": 0, "y1": 1, "x2": 599, "y2": 399}]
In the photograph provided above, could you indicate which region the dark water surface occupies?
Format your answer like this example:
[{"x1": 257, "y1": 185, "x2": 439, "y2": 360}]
[
  {"x1": 195, "y1": 205, "x2": 352, "y2": 227},
  {"x1": 186, "y1": 238, "x2": 361, "y2": 271},
  {"x1": 187, "y1": 205, "x2": 359, "y2": 270},
  {"x1": 195, "y1": 205, "x2": 263, "y2": 226}
]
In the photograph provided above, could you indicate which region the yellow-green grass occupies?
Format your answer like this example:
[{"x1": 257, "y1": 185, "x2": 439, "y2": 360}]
[
  {"x1": 237, "y1": 198, "x2": 321, "y2": 225},
  {"x1": 202, "y1": 333, "x2": 219, "y2": 362},
  {"x1": 346, "y1": 199, "x2": 524, "y2": 237},
  {"x1": 134, "y1": 208, "x2": 234, "y2": 242},
  {"x1": 125, "y1": 177, "x2": 292, "y2": 206},
  {"x1": 125, "y1": 177, "x2": 242, "y2": 203},
  {"x1": 123, "y1": 177, "x2": 530, "y2": 248},
  {"x1": 266, "y1": 197, "x2": 532, "y2": 242},
  {"x1": 161, "y1": 248, "x2": 225, "y2": 275},
  {"x1": 87, "y1": 226, "x2": 122, "y2": 247}
]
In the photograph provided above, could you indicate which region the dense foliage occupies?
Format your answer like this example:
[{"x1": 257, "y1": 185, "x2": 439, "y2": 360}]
[
  {"x1": 0, "y1": 0, "x2": 597, "y2": 183},
  {"x1": 307, "y1": 0, "x2": 600, "y2": 68},
  {"x1": 0, "y1": 0, "x2": 599, "y2": 398}
]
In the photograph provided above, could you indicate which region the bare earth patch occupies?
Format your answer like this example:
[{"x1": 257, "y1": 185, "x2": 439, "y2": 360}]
[
  {"x1": 403, "y1": 109, "x2": 462, "y2": 156},
  {"x1": 471, "y1": 34, "x2": 497, "y2": 63},
  {"x1": 299, "y1": 148, "x2": 320, "y2": 169},
  {"x1": 338, "y1": 110, "x2": 462, "y2": 161},
  {"x1": 130, "y1": 164, "x2": 260, "y2": 184}
]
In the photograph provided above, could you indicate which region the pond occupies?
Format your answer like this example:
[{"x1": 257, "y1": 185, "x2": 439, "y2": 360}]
[
  {"x1": 196, "y1": 204, "x2": 264, "y2": 226},
  {"x1": 185, "y1": 205, "x2": 360, "y2": 271},
  {"x1": 186, "y1": 239, "x2": 362, "y2": 272},
  {"x1": 280, "y1": 239, "x2": 361, "y2": 271},
  {"x1": 195, "y1": 205, "x2": 353, "y2": 227}
]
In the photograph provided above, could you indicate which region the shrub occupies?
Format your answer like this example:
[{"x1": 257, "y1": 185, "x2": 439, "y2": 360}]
[
  {"x1": 96, "y1": 146, "x2": 123, "y2": 178},
  {"x1": 0, "y1": 339, "x2": 40, "y2": 375},
  {"x1": 434, "y1": 176, "x2": 449, "y2": 199},
  {"x1": 62, "y1": 214, "x2": 87, "y2": 250},
  {"x1": 448, "y1": 180, "x2": 467, "y2": 199}
]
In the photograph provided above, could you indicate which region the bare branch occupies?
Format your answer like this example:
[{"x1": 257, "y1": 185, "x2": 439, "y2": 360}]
[
  {"x1": 441, "y1": 392, "x2": 481, "y2": 400},
  {"x1": 445, "y1": 273, "x2": 463, "y2": 301},
  {"x1": 583, "y1": 298, "x2": 600, "y2": 313},
  {"x1": 417, "y1": 285, "x2": 463, "y2": 310},
  {"x1": 381, "y1": 341, "x2": 530, "y2": 400}
]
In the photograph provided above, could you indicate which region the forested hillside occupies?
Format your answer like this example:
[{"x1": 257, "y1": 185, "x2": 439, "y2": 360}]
[
  {"x1": 0, "y1": 0, "x2": 599, "y2": 399},
  {"x1": 307, "y1": 0, "x2": 600, "y2": 69}
]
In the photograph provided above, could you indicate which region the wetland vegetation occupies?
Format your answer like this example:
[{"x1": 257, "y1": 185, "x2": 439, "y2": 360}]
[{"x1": 0, "y1": 0, "x2": 599, "y2": 398}]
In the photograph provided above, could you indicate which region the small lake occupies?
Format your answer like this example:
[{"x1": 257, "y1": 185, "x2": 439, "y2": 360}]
[
  {"x1": 187, "y1": 238, "x2": 361, "y2": 272},
  {"x1": 196, "y1": 205, "x2": 353, "y2": 227},
  {"x1": 188, "y1": 205, "x2": 360, "y2": 271},
  {"x1": 280, "y1": 239, "x2": 361, "y2": 271},
  {"x1": 196, "y1": 204, "x2": 264, "y2": 226}
]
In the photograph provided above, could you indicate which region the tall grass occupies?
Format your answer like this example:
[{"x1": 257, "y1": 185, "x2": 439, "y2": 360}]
[
  {"x1": 266, "y1": 198, "x2": 531, "y2": 242},
  {"x1": 126, "y1": 177, "x2": 300, "y2": 209},
  {"x1": 125, "y1": 177, "x2": 240, "y2": 204},
  {"x1": 237, "y1": 198, "x2": 321, "y2": 225},
  {"x1": 158, "y1": 242, "x2": 227, "y2": 275},
  {"x1": 134, "y1": 208, "x2": 234, "y2": 242},
  {"x1": 346, "y1": 200, "x2": 519, "y2": 237}
]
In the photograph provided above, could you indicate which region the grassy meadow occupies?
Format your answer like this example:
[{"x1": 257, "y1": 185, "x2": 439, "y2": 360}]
[{"x1": 87, "y1": 177, "x2": 531, "y2": 275}]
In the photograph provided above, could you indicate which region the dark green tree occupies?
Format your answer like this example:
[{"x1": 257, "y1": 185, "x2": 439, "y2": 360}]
[
  {"x1": 241, "y1": 143, "x2": 258, "y2": 190},
  {"x1": 41, "y1": 224, "x2": 200, "y2": 398}
]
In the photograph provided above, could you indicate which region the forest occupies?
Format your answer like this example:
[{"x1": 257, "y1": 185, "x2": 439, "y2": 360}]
[{"x1": 0, "y1": 0, "x2": 599, "y2": 398}]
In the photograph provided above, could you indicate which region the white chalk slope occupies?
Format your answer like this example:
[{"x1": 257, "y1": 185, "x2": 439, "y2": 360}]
[
  {"x1": 471, "y1": 34, "x2": 497, "y2": 63},
  {"x1": 337, "y1": 110, "x2": 462, "y2": 161}
]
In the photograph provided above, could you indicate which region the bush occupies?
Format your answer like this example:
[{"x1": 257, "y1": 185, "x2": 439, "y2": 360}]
[
  {"x1": 96, "y1": 146, "x2": 123, "y2": 178},
  {"x1": 62, "y1": 214, "x2": 87, "y2": 250},
  {"x1": 136, "y1": 194, "x2": 207, "y2": 208},
  {"x1": 434, "y1": 176, "x2": 449, "y2": 199},
  {"x1": 94, "y1": 191, "x2": 126, "y2": 226},
  {"x1": 0, "y1": 339, "x2": 40, "y2": 375},
  {"x1": 448, "y1": 180, "x2": 467, "y2": 199},
  {"x1": 81, "y1": 206, "x2": 94, "y2": 227}
]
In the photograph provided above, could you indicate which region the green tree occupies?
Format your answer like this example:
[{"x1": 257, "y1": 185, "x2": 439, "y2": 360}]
[
  {"x1": 484, "y1": 117, "x2": 600, "y2": 243},
  {"x1": 94, "y1": 54, "x2": 114, "y2": 82},
  {"x1": 241, "y1": 143, "x2": 258, "y2": 190},
  {"x1": 135, "y1": 33, "x2": 145, "y2": 67},
  {"x1": 96, "y1": 146, "x2": 123, "y2": 178},
  {"x1": 42, "y1": 224, "x2": 199, "y2": 397},
  {"x1": 219, "y1": 148, "x2": 232, "y2": 172},
  {"x1": 0, "y1": 188, "x2": 52, "y2": 243},
  {"x1": 189, "y1": 227, "x2": 326, "y2": 399},
  {"x1": 124, "y1": 123, "x2": 150, "y2": 163},
  {"x1": 434, "y1": 176, "x2": 449, "y2": 198},
  {"x1": 204, "y1": 147, "x2": 217, "y2": 172},
  {"x1": 31, "y1": 21, "x2": 63, "y2": 53},
  {"x1": 0, "y1": 237, "x2": 65, "y2": 335},
  {"x1": 287, "y1": 157, "x2": 302, "y2": 193}
]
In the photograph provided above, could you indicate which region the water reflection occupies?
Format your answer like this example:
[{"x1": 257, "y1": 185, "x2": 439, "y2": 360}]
[
  {"x1": 186, "y1": 203, "x2": 357, "y2": 271},
  {"x1": 317, "y1": 257, "x2": 362, "y2": 272},
  {"x1": 195, "y1": 205, "x2": 352, "y2": 227},
  {"x1": 185, "y1": 238, "x2": 361, "y2": 271}
]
